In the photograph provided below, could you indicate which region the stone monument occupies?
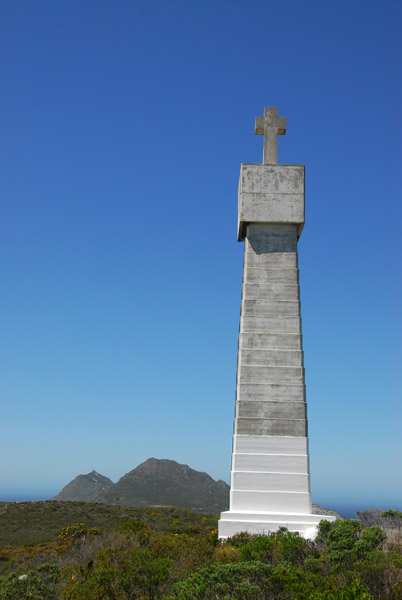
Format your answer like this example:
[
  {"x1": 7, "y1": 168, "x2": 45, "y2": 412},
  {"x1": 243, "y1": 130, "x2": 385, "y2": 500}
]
[{"x1": 218, "y1": 107, "x2": 335, "y2": 540}]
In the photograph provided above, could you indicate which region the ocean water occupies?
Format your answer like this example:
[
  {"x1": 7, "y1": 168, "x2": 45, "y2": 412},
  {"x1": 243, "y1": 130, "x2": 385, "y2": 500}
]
[{"x1": 317, "y1": 502, "x2": 402, "y2": 520}]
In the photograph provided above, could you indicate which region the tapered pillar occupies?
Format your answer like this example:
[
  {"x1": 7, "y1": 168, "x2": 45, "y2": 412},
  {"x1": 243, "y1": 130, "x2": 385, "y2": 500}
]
[{"x1": 218, "y1": 109, "x2": 335, "y2": 540}]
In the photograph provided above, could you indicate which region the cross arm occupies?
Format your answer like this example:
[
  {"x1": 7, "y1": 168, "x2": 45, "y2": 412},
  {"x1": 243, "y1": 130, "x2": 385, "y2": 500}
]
[
  {"x1": 255, "y1": 115, "x2": 287, "y2": 135},
  {"x1": 276, "y1": 117, "x2": 286, "y2": 134},
  {"x1": 255, "y1": 116, "x2": 265, "y2": 135}
]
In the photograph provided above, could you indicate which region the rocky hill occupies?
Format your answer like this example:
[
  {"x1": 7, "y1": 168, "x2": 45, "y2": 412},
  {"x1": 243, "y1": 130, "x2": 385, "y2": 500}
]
[
  {"x1": 52, "y1": 470, "x2": 114, "y2": 501},
  {"x1": 312, "y1": 504, "x2": 344, "y2": 521},
  {"x1": 53, "y1": 459, "x2": 230, "y2": 514}
]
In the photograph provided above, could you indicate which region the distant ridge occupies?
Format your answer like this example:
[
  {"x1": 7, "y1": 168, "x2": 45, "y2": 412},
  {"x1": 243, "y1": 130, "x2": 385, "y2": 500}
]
[
  {"x1": 312, "y1": 504, "x2": 344, "y2": 521},
  {"x1": 52, "y1": 470, "x2": 114, "y2": 501},
  {"x1": 53, "y1": 458, "x2": 230, "y2": 514}
]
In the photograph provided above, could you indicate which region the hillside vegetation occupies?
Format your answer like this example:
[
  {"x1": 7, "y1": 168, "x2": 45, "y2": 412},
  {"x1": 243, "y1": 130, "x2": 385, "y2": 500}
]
[
  {"x1": 0, "y1": 501, "x2": 218, "y2": 548},
  {"x1": 0, "y1": 502, "x2": 401, "y2": 599}
]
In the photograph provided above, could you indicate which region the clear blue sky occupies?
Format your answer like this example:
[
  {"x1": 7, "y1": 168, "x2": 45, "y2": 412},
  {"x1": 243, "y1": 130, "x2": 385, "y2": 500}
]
[{"x1": 1, "y1": 0, "x2": 400, "y2": 514}]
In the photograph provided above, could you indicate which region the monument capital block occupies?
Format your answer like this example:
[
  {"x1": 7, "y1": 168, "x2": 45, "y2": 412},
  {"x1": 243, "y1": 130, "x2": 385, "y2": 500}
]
[{"x1": 237, "y1": 164, "x2": 305, "y2": 241}]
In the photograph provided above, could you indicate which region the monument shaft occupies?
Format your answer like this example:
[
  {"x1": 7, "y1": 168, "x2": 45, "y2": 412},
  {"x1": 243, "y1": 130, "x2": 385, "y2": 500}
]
[
  {"x1": 232, "y1": 220, "x2": 310, "y2": 514},
  {"x1": 218, "y1": 109, "x2": 334, "y2": 539}
]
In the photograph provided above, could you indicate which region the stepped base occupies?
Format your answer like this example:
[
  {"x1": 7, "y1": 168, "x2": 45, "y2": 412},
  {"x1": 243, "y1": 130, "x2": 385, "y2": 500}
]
[{"x1": 218, "y1": 510, "x2": 336, "y2": 540}]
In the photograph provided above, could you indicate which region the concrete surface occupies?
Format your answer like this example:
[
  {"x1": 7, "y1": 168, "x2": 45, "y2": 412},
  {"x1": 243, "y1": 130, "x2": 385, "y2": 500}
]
[
  {"x1": 255, "y1": 106, "x2": 286, "y2": 165},
  {"x1": 238, "y1": 166, "x2": 304, "y2": 241}
]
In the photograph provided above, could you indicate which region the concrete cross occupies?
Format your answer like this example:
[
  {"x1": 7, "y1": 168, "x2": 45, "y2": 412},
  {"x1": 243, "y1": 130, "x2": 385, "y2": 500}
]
[{"x1": 255, "y1": 107, "x2": 287, "y2": 164}]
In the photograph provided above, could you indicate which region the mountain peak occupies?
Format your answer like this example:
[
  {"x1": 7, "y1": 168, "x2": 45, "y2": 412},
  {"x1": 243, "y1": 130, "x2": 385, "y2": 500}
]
[
  {"x1": 54, "y1": 459, "x2": 229, "y2": 513},
  {"x1": 52, "y1": 471, "x2": 114, "y2": 502}
]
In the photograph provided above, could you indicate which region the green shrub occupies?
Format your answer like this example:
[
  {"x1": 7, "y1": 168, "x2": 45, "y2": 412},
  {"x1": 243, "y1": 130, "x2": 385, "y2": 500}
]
[
  {"x1": 118, "y1": 519, "x2": 149, "y2": 533},
  {"x1": 0, "y1": 563, "x2": 60, "y2": 600},
  {"x1": 318, "y1": 520, "x2": 385, "y2": 571},
  {"x1": 167, "y1": 561, "x2": 274, "y2": 599},
  {"x1": 225, "y1": 530, "x2": 314, "y2": 567},
  {"x1": 168, "y1": 562, "x2": 375, "y2": 600},
  {"x1": 382, "y1": 510, "x2": 402, "y2": 520},
  {"x1": 63, "y1": 548, "x2": 172, "y2": 600}
]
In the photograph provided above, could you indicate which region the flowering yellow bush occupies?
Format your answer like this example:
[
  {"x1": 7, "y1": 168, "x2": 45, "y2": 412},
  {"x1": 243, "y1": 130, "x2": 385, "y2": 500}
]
[{"x1": 57, "y1": 523, "x2": 100, "y2": 541}]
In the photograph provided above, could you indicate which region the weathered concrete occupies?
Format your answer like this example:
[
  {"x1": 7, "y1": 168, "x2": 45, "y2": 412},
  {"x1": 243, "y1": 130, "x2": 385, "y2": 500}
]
[
  {"x1": 236, "y1": 417, "x2": 307, "y2": 436},
  {"x1": 244, "y1": 268, "x2": 299, "y2": 284},
  {"x1": 238, "y1": 168, "x2": 304, "y2": 241},
  {"x1": 240, "y1": 333, "x2": 302, "y2": 350},
  {"x1": 243, "y1": 283, "x2": 299, "y2": 301},
  {"x1": 255, "y1": 107, "x2": 286, "y2": 165},
  {"x1": 244, "y1": 251, "x2": 297, "y2": 269},
  {"x1": 218, "y1": 107, "x2": 335, "y2": 540},
  {"x1": 238, "y1": 366, "x2": 305, "y2": 384},
  {"x1": 240, "y1": 349, "x2": 303, "y2": 367},
  {"x1": 237, "y1": 383, "x2": 306, "y2": 402},
  {"x1": 240, "y1": 316, "x2": 302, "y2": 334},
  {"x1": 237, "y1": 401, "x2": 306, "y2": 419},
  {"x1": 246, "y1": 224, "x2": 298, "y2": 253},
  {"x1": 242, "y1": 300, "x2": 301, "y2": 317}
]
